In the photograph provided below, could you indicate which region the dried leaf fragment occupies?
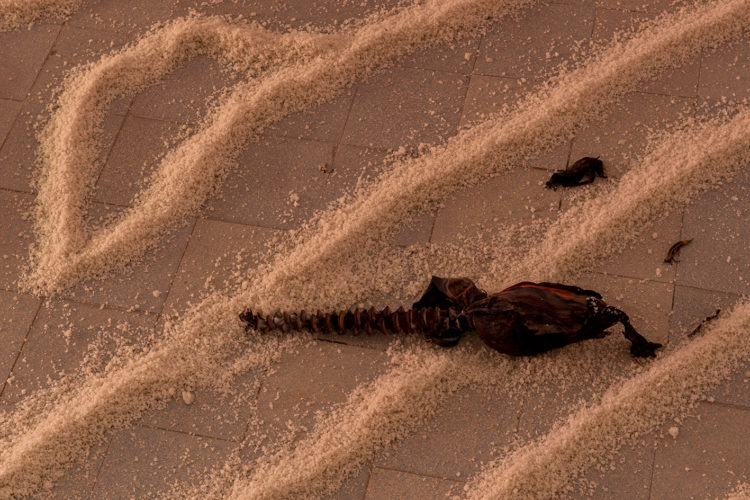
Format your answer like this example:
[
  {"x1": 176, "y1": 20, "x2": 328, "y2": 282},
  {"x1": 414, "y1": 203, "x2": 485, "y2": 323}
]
[{"x1": 664, "y1": 239, "x2": 693, "y2": 263}]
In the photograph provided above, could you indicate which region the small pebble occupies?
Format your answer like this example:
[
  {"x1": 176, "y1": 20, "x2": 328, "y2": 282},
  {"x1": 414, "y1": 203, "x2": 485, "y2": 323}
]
[
  {"x1": 668, "y1": 426, "x2": 679, "y2": 439},
  {"x1": 182, "y1": 390, "x2": 195, "y2": 405}
]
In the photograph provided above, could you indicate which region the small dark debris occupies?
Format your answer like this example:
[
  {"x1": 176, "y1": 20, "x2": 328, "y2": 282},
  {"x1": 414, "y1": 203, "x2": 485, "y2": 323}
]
[
  {"x1": 664, "y1": 239, "x2": 692, "y2": 264},
  {"x1": 688, "y1": 309, "x2": 721, "y2": 337},
  {"x1": 546, "y1": 156, "x2": 606, "y2": 189},
  {"x1": 318, "y1": 163, "x2": 333, "y2": 174}
]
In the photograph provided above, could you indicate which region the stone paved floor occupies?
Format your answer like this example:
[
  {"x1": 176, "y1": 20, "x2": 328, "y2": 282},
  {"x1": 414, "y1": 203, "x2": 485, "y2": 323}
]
[{"x1": 1, "y1": 0, "x2": 749, "y2": 498}]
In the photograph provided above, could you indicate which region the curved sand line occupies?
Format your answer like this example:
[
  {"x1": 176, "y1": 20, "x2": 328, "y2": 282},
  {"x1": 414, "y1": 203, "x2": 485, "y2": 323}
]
[
  {"x1": 25, "y1": 0, "x2": 536, "y2": 295},
  {"x1": 4, "y1": 0, "x2": 750, "y2": 496}
]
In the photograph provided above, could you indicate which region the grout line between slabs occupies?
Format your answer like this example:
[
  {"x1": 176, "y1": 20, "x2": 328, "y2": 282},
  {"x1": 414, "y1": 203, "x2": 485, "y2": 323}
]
[
  {"x1": 0, "y1": 299, "x2": 43, "y2": 400},
  {"x1": 0, "y1": 24, "x2": 63, "y2": 161},
  {"x1": 57, "y1": 294, "x2": 160, "y2": 318},
  {"x1": 668, "y1": 210, "x2": 686, "y2": 343},
  {"x1": 646, "y1": 444, "x2": 657, "y2": 500},
  {"x1": 359, "y1": 467, "x2": 372, "y2": 500},
  {"x1": 701, "y1": 399, "x2": 750, "y2": 413},
  {"x1": 91, "y1": 110, "x2": 130, "y2": 191},
  {"x1": 430, "y1": 33, "x2": 485, "y2": 244},
  {"x1": 153, "y1": 217, "x2": 199, "y2": 325},
  {"x1": 371, "y1": 465, "x2": 467, "y2": 484},
  {"x1": 0, "y1": 101, "x2": 25, "y2": 156},
  {"x1": 0, "y1": 186, "x2": 34, "y2": 197},
  {"x1": 91, "y1": 439, "x2": 113, "y2": 493},
  {"x1": 137, "y1": 422, "x2": 239, "y2": 443},
  {"x1": 695, "y1": 46, "x2": 704, "y2": 98},
  {"x1": 331, "y1": 86, "x2": 359, "y2": 167}
]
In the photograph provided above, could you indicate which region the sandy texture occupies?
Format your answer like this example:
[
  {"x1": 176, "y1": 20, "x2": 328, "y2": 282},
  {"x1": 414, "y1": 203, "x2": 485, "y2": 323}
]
[{"x1": 2, "y1": 0, "x2": 750, "y2": 498}]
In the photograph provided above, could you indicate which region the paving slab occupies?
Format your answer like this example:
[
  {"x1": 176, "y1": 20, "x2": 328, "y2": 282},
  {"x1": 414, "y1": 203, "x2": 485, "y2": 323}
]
[
  {"x1": 376, "y1": 385, "x2": 519, "y2": 480},
  {"x1": 0, "y1": 299, "x2": 155, "y2": 408},
  {"x1": 431, "y1": 167, "x2": 561, "y2": 245},
  {"x1": 138, "y1": 374, "x2": 260, "y2": 444},
  {"x1": 459, "y1": 74, "x2": 571, "y2": 171},
  {"x1": 185, "y1": 0, "x2": 405, "y2": 31},
  {"x1": 365, "y1": 467, "x2": 460, "y2": 499},
  {"x1": 0, "y1": 24, "x2": 59, "y2": 101},
  {"x1": 670, "y1": 286, "x2": 750, "y2": 410},
  {"x1": 93, "y1": 425, "x2": 235, "y2": 498},
  {"x1": 650, "y1": 402, "x2": 750, "y2": 500},
  {"x1": 68, "y1": 0, "x2": 186, "y2": 34},
  {"x1": 569, "y1": 92, "x2": 696, "y2": 178},
  {"x1": 669, "y1": 285, "x2": 739, "y2": 342},
  {"x1": 0, "y1": 291, "x2": 39, "y2": 396},
  {"x1": 61, "y1": 203, "x2": 194, "y2": 312},
  {"x1": 264, "y1": 88, "x2": 355, "y2": 143},
  {"x1": 593, "y1": 0, "x2": 682, "y2": 13},
  {"x1": 27, "y1": 24, "x2": 132, "y2": 116},
  {"x1": 341, "y1": 66, "x2": 468, "y2": 150},
  {"x1": 254, "y1": 340, "x2": 388, "y2": 446},
  {"x1": 677, "y1": 166, "x2": 750, "y2": 296},
  {"x1": 206, "y1": 135, "x2": 336, "y2": 229},
  {"x1": 0, "y1": 26, "x2": 129, "y2": 193},
  {"x1": 335, "y1": 466, "x2": 373, "y2": 500},
  {"x1": 130, "y1": 55, "x2": 242, "y2": 125},
  {"x1": 588, "y1": 210, "x2": 683, "y2": 284},
  {"x1": 574, "y1": 443, "x2": 654, "y2": 499},
  {"x1": 330, "y1": 144, "x2": 435, "y2": 247},
  {"x1": 161, "y1": 218, "x2": 282, "y2": 318},
  {"x1": 0, "y1": 98, "x2": 22, "y2": 146},
  {"x1": 41, "y1": 440, "x2": 111, "y2": 499},
  {"x1": 0, "y1": 101, "x2": 124, "y2": 193},
  {"x1": 699, "y1": 39, "x2": 750, "y2": 102},
  {"x1": 0, "y1": 190, "x2": 35, "y2": 290},
  {"x1": 575, "y1": 272, "x2": 673, "y2": 345},
  {"x1": 94, "y1": 114, "x2": 183, "y2": 206},
  {"x1": 400, "y1": 34, "x2": 481, "y2": 75},
  {"x1": 475, "y1": 3, "x2": 594, "y2": 81}
]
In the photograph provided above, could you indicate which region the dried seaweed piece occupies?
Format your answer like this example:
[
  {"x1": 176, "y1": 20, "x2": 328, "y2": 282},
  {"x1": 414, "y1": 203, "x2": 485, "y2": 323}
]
[
  {"x1": 688, "y1": 308, "x2": 721, "y2": 337},
  {"x1": 240, "y1": 276, "x2": 662, "y2": 358},
  {"x1": 664, "y1": 239, "x2": 693, "y2": 263},
  {"x1": 545, "y1": 156, "x2": 606, "y2": 189}
]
